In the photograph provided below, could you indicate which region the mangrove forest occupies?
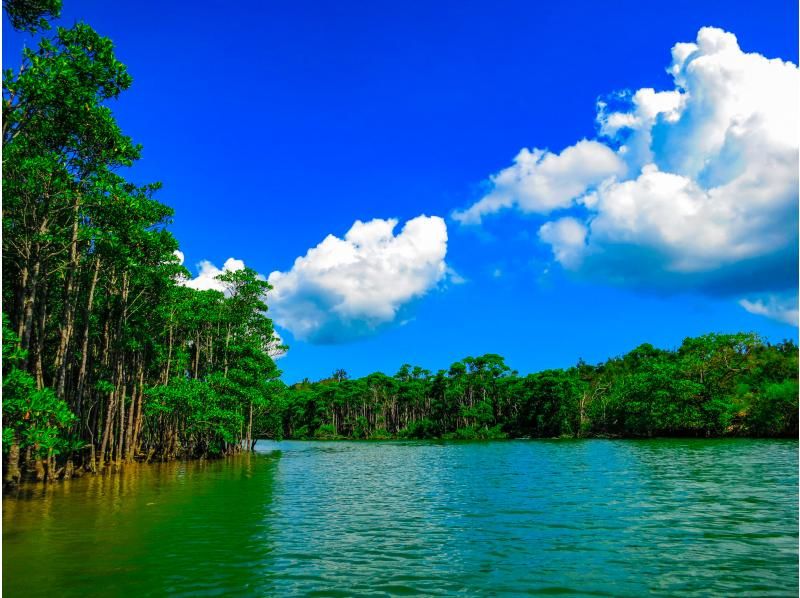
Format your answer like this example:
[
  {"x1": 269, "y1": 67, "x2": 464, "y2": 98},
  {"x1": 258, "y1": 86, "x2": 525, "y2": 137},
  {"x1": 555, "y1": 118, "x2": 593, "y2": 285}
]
[
  {"x1": 280, "y1": 335, "x2": 798, "y2": 441},
  {"x1": 2, "y1": 0, "x2": 285, "y2": 484}
]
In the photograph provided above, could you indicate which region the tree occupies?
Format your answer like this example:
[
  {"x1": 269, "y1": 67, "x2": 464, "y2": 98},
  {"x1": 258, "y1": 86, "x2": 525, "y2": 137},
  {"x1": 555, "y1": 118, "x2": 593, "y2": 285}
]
[
  {"x1": 3, "y1": 0, "x2": 61, "y2": 32},
  {"x1": 278, "y1": 336, "x2": 797, "y2": 441},
  {"x1": 2, "y1": 9, "x2": 285, "y2": 480}
]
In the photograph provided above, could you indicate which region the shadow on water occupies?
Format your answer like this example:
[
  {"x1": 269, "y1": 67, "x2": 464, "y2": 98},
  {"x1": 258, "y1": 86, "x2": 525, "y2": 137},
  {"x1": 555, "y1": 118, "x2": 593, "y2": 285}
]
[{"x1": 3, "y1": 452, "x2": 281, "y2": 597}]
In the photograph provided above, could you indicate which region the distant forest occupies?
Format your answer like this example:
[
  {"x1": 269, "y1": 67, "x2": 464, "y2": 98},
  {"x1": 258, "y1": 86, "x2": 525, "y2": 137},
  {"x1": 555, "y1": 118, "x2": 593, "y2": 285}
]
[{"x1": 281, "y1": 333, "x2": 798, "y2": 441}]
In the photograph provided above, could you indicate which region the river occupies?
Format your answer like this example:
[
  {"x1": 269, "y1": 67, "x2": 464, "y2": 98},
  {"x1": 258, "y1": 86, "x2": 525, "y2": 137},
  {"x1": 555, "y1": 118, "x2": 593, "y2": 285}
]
[{"x1": 3, "y1": 439, "x2": 798, "y2": 596}]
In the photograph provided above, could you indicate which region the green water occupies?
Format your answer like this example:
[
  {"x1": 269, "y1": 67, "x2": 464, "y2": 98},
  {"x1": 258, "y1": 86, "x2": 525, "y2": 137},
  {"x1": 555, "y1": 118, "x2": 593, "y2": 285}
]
[{"x1": 3, "y1": 439, "x2": 798, "y2": 596}]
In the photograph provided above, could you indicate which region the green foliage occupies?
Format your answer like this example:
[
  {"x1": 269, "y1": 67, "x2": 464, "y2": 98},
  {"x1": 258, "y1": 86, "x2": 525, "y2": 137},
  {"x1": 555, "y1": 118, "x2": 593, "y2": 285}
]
[
  {"x1": 4, "y1": 0, "x2": 62, "y2": 32},
  {"x1": 314, "y1": 424, "x2": 338, "y2": 440},
  {"x1": 1, "y1": 17, "x2": 285, "y2": 479},
  {"x1": 400, "y1": 419, "x2": 439, "y2": 439},
  {"x1": 2, "y1": 315, "x2": 75, "y2": 457},
  {"x1": 351, "y1": 416, "x2": 369, "y2": 439},
  {"x1": 442, "y1": 425, "x2": 508, "y2": 440},
  {"x1": 368, "y1": 428, "x2": 392, "y2": 440},
  {"x1": 747, "y1": 380, "x2": 799, "y2": 436},
  {"x1": 282, "y1": 335, "x2": 798, "y2": 441}
]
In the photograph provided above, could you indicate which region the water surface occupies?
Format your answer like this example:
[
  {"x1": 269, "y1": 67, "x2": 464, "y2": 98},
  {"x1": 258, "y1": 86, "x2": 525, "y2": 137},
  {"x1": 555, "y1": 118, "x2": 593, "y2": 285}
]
[{"x1": 3, "y1": 439, "x2": 798, "y2": 596}]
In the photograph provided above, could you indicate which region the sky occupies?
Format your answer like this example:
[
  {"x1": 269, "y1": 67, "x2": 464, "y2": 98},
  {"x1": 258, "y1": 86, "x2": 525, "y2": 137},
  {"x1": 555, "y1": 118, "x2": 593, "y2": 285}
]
[{"x1": 3, "y1": 0, "x2": 798, "y2": 382}]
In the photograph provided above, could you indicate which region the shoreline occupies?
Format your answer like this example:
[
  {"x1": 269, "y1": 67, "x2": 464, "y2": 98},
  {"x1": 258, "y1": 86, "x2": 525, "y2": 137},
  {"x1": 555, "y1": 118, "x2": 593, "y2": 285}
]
[{"x1": 5, "y1": 435, "x2": 796, "y2": 494}]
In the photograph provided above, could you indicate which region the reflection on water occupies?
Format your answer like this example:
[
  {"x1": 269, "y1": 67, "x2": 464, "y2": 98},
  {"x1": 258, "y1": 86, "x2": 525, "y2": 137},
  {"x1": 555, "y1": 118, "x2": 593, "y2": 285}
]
[
  {"x1": 3, "y1": 440, "x2": 798, "y2": 596},
  {"x1": 4, "y1": 454, "x2": 280, "y2": 597}
]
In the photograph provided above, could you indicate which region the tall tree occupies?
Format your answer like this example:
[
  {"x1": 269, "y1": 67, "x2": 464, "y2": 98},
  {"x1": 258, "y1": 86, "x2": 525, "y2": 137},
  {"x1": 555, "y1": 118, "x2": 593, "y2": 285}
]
[{"x1": 2, "y1": 5, "x2": 284, "y2": 483}]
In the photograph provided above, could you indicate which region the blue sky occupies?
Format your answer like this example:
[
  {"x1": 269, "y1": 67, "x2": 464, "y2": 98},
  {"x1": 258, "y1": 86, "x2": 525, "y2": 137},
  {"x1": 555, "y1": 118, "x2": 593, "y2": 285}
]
[{"x1": 4, "y1": 0, "x2": 798, "y2": 382}]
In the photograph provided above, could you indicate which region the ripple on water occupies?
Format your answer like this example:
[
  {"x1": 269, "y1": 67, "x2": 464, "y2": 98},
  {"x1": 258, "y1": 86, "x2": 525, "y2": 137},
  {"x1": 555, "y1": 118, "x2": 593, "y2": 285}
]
[{"x1": 2, "y1": 439, "x2": 798, "y2": 597}]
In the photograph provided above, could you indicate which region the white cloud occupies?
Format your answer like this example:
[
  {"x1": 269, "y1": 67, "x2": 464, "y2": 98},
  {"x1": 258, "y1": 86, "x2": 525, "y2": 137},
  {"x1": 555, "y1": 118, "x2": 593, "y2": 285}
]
[
  {"x1": 446, "y1": 266, "x2": 467, "y2": 285},
  {"x1": 181, "y1": 257, "x2": 246, "y2": 292},
  {"x1": 267, "y1": 215, "x2": 449, "y2": 343},
  {"x1": 460, "y1": 27, "x2": 798, "y2": 311},
  {"x1": 538, "y1": 217, "x2": 588, "y2": 269},
  {"x1": 544, "y1": 28, "x2": 798, "y2": 296},
  {"x1": 453, "y1": 140, "x2": 625, "y2": 224},
  {"x1": 739, "y1": 294, "x2": 798, "y2": 326},
  {"x1": 173, "y1": 250, "x2": 185, "y2": 265}
]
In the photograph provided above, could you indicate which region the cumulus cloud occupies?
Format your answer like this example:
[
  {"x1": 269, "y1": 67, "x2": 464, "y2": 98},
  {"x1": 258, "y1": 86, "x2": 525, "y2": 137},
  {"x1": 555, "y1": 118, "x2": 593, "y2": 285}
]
[
  {"x1": 453, "y1": 140, "x2": 625, "y2": 224},
  {"x1": 739, "y1": 294, "x2": 798, "y2": 326},
  {"x1": 267, "y1": 215, "x2": 449, "y2": 343},
  {"x1": 538, "y1": 217, "x2": 588, "y2": 269},
  {"x1": 460, "y1": 27, "x2": 798, "y2": 317},
  {"x1": 181, "y1": 257, "x2": 246, "y2": 292}
]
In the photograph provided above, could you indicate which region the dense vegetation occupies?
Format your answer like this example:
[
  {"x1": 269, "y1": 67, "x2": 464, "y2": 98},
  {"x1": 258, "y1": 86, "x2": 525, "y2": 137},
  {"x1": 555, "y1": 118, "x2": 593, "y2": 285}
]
[
  {"x1": 282, "y1": 334, "x2": 798, "y2": 441},
  {"x1": 2, "y1": 1, "x2": 797, "y2": 487},
  {"x1": 2, "y1": 1, "x2": 285, "y2": 484}
]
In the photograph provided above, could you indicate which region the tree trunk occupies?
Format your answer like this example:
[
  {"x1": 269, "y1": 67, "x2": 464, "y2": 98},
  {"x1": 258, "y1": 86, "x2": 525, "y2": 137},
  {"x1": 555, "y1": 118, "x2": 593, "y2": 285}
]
[
  {"x1": 99, "y1": 390, "x2": 116, "y2": 465},
  {"x1": 247, "y1": 402, "x2": 253, "y2": 451},
  {"x1": 33, "y1": 277, "x2": 48, "y2": 390},
  {"x1": 54, "y1": 203, "x2": 81, "y2": 399},
  {"x1": 75, "y1": 257, "x2": 101, "y2": 420},
  {"x1": 223, "y1": 324, "x2": 231, "y2": 378},
  {"x1": 33, "y1": 451, "x2": 45, "y2": 482},
  {"x1": 116, "y1": 382, "x2": 127, "y2": 464},
  {"x1": 125, "y1": 362, "x2": 139, "y2": 462},
  {"x1": 193, "y1": 333, "x2": 200, "y2": 379},
  {"x1": 20, "y1": 255, "x2": 41, "y2": 363},
  {"x1": 14, "y1": 264, "x2": 29, "y2": 340},
  {"x1": 4, "y1": 436, "x2": 22, "y2": 486},
  {"x1": 163, "y1": 325, "x2": 173, "y2": 385}
]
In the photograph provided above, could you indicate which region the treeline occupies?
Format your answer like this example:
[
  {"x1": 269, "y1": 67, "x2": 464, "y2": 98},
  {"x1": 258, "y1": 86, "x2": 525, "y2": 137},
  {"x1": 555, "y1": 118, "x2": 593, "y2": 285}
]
[
  {"x1": 282, "y1": 333, "x2": 798, "y2": 440},
  {"x1": 2, "y1": 2, "x2": 284, "y2": 484}
]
